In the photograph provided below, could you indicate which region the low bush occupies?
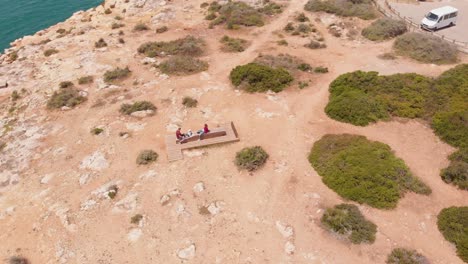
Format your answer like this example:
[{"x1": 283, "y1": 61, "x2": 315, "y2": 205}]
[
  {"x1": 0, "y1": 141, "x2": 6, "y2": 151},
  {"x1": 277, "y1": 39, "x2": 288, "y2": 46},
  {"x1": 305, "y1": 0, "x2": 377, "y2": 20},
  {"x1": 284, "y1": 22, "x2": 295, "y2": 32},
  {"x1": 111, "y1": 22, "x2": 124, "y2": 29},
  {"x1": 254, "y1": 53, "x2": 305, "y2": 72},
  {"x1": 120, "y1": 101, "x2": 156, "y2": 115},
  {"x1": 258, "y1": 1, "x2": 283, "y2": 15},
  {"x1": 156, "y1": 26, "x2": 168, "y2": 33},
  {"x1": 107, "y1": 185, "x2": 118, "y2": 199},
  {"x1": 437, "y1": 206, "x2": 468, "y2": 262},
  {"x1": 47, "y1": 89, "x2": 87, "y2": 109},
  {"x1": 8, "y1": 51, "x2": 18, "y2": 62},
  {"x1": 309, "y1": 134, "x2": 431, "y2": 209},
  {"x1": 230, "y1": 63, "x2": 293, "y2": 93},
  {"x1": 298, "y1": 63, "x2": 312, "y2": 72},
  {"x1": 386, "y1": 248, "x2": 430, "y2": 264},
  {"x1": 305, "y1": 40, "x2": 326, "y2": 49},
  {"x1": 137, "y1": 35, "x2": 206, "y2": 57},
  {"x1": 44, "y1": 48, "x2": 59, "y2": 57},
  {"x1": 137, "y1": 150, "x2": 158, "y2": 165},
  {"x1": 78, "y1": 75, "x2": 94, "y2": 84},
  {"x1": 11, "y1": 91, "x2": 20, "y2": 101},
  {"x1": 296, "y1": 12, "x2": 309, "y2": 22},
  {"x1": 182, "y1": 96, "x2": 198, "y2": 108},
  {"x1": 95, "y1": 38, "x2": 107, "y2": 48},
  {"x1": 104, "y1": 8, "x2": 112, "y2": 14},
  {"x1": 235, "y1": 146, "x2": 269, "y2": 171},
  {"x1": 159, "y1": 56, "x2": 208, "y2": 75},
  {"x1": 220, "y1": 35, "x2": 249, "y2": 52},
  {"x1": 119, "y1": 38, "x2": 125, "y2": 44},
  {"x1": 103, "y1": 67, "x2": 131, "y2": 83},
  {"x1": 133, "y1": 22, "x2": 149, "y2": 31},
  {"x1": 91, "y1": 127, "x2": 104, "y2": 135},
  {"x1": 393, "y1": 33, "x2": 458, "y2": 64},
  {"x1": 321, "y1": 204, "x2": 376, "y2": 244},
  {"x1": 114, "y1": 15, "x2": 123, "y2": 20},
  {"x1": 314, "y1": 66, "x2": 328, "y2": 73},
  {"x1": 59, "y1": 81, "x2": 74, "y2": 88},
  {"x1": 441, "y1": 149, "x2": 467, "y2": 190},
  {"x1": 9, "y1": 256, "x2": 30, "y2": 264},
  {"x1": 378, "y1": 52, "x2": 397, "y2": 60},
  {"x1": 209, "y1": 1, "x2": 264, "y2": 29},
  {"x1": 362, "y1": 18, "x2": 407, "y2": 41},
  {"x1": 131, "y1": 214, "x2": 143, "y2": 224}
]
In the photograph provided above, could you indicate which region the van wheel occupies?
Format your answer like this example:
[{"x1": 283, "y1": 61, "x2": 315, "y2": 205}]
[
  {"x1": 433, "y1": 27, "x2": 438, "y2": 31},
  {"x1": 449, "y1": 22, "x2": 454, "y2": 27}
]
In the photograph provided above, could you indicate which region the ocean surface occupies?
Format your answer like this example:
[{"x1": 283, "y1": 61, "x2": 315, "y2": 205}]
[{"x1": 0, "y1": 0, "x2": 102, "y2": 53}]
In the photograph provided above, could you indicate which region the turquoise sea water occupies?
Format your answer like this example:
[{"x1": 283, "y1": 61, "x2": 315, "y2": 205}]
[{"x1": 0, "y1": 0, "x2": 102, "y2": 53}]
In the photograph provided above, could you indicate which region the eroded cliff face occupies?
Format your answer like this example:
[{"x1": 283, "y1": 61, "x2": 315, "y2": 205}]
[{"x1": 0, "y1": 0, "x2": 467, "y2": 263}]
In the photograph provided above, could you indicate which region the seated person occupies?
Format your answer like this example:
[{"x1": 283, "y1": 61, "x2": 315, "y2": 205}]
[
  {"x1": 197, "y1": 124, "x2": 210, "y2": 135},
  {"x1": 176, "y1": 128, "x2": 185, "y2": 140}
]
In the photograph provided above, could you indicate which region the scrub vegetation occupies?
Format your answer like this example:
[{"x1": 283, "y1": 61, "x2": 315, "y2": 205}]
[
  {"x1": 304, "y1": 0, "x2": 377, "y2": 20},
  {"x1": 220, "y1": 35, "x2": 249, "y2": 52},
  {"x1": 235, "y1": 146, "x2": 269, "y2": 171},
  {"x1": 361, "y1": 18, "x2": 407, "y2": 41},
  {"x1": 309, "y1": 134, "x2": 431, "y2": 209},
  {"x1": 159, "y1": 56, "x2": 209, "y2": 75},
  {"x1": 137, "y1": 36, "x2": 205, "y2": 57},
  {"x1": 230, "y1": 63, "x2": 293, "y2": 93},
  {"x1": 386, "y1": 248, "x2": 430, "y2": 264},
  {"x1": 437, "y1": 206, "x2": 468, "y2": 262}
]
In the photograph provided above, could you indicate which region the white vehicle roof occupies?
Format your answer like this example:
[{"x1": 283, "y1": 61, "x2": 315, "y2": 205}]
[{"x1": 430, "y1": 6, "x2": 458, "y2": 16}]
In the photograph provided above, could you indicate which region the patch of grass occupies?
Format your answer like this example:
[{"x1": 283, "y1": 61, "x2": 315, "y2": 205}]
[
  {"x1": 305, "y1": 0, "x2": 377, "y2": 20},
  {"x1": 386, "y1": 248, "x2": 430, "y2": 264},
  {"x1": 235, "y1": 146, "x2": 269, "y2": 171},
  {"x1": 258, "y1": 1, "x2": 283, "y2": 15},
  {"x1": 309, "y1": 134, "x2": 431, "y2": 209},
  {"x1": 230, "y1": 63, "x2": 293, "y2": 93},
  {"x1": 437, "y1": 206, "x2": 468, "y2": 262},
  {"x1": 136, "y1": 150, "x2": 158, "y2": 165},
  {"x1": 314, "y1": 66, "x2": 328, "y2": 73},
  {"x1": 104, "y1": 67, "x2": 131, "y2": 83},
  {"x1": 182, "y1": 96, "x2": 198, "y2": 108},
  {"x1": 8, "y1": 256, "x2": 30, "y2": 264},
  {"x1": 107, "y1": 185, "x2": 118, "y2": 199},
  {"x1": 305, "y1": 40, "x2": 326, "y2": 49},
  {"x1": 59, "y1": 81, "x2": 74, "y2": 89},
  {"x1": 362, "y1": 18, "x2": 407, "y2": 41},
  {"x1": 120, "y1": 101, "x2": 156, "y2": 115},
  {"x1": 220, "y1": 35, "x2": 249, "y2": 52},
  {"x1": 299, "y1": 81, "x2": 309, "y2": 89},
  {"x1": 156, "y1": 26, "x2": 168, "y2": 33},
  {"x1": 95, "y1": 38, "x2": 107, "y2": 48},
  {"x1": 321, "y1": 204, "x2": 376, "y2": 244},
  {"x1": 277, "y1": 39, "x2": 288, "y2": 46},
  {"x1": 130, "y1": 214, "x2": 143, "y2": 224},
  {"x1": 393, "y1": 33, "x2": 458, "y2": 64},
  {"x1": 111, "y1": 22, "x2": 124, "y2": 29},
  {"x1": 133, "y1": 22, "x2": 149, "y2": 31},
  {"x1": 138, "y1": 35, "x2": 206, "y2": 57},
  {"x1": 78, "y1": 76, "x2": 94, "y2": 85},
  {"x1": 91, "y1": 127, "x2": 104, "y2": 135},
  {"x1": 44, "y1": 48, "x2": 59, "y2": 57},
  {"x1": 47, "y1": 89, "x2": 87, "y2": 109},
  {"x1": 159, "y1": 56, "x2": 208, "y2": 75},
  {"x1": 209, "y1": 1, "x2": 265, "y2": 29}
]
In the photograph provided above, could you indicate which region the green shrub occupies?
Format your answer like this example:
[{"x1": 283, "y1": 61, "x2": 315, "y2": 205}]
[
  {"x1": 284, "y1": 22, "x2": 295, "y2": 32},
  {"x1": 159, "y1": 56, "x2": 208, "y2": 75},
  {"x1": 362, "y1": 18, "x2": 407, "y2": 41},
  {"x1": 114, "y1": 15, "x2": 123, "y2": 20},
  {"x1": 107, "y1": 185, "x2": 118, "y2": 199},
  {"x1": 253, "y1": 53, "x2": 304, "y2": 72},
  {"x1": 95, "y1": 38, "x2": 107, "y2": 48},
  {"x1": 296, "y1": 12, "x2": 309, "y2": 22},
  {"x1": 314, "y1": 66, "x2": 328, "y2": 73},
  {"x1": 120, "y1": 101, "x2": 156, "y2": 115},
  {"x1": 44, "y1": 48, "x2": 59, "y2": 57},
  {"x1": 235, "y1": 146, "x2": 269, "y2": 171},
  {"x1": 78, "y1": 75, "x2": 94, "y2": 85},
  {"x1": 8, "y1": 51, "x2": 18, "y2": 62},
  {"x1": 297, "y1": 23, "x2": 312, "y2": 34},
  {"x1": 119, "y1": 38, "x2": 125, "y2": 44},
  {"x1": 156, "y1": 26, "x2": 168, "y2": 33},
  {"x1": 321, "y1": 204, "x2": 376, "y2": 244},
  {"x1": 111, "y1": 22, "x2": 124, "y2": 29},
  {"x1": 133, "y1": 22, "x2": 149, "y2": 31},
  {"x1": 47, "y1": 89, "x2": 87, "y2": 109},
  {"x1": 394, "y1": 33, "x2": 458, "y2": 64},
  {"x1": 277, "y1": 39, "x2": 288, "y2": 46},
  {"x1": 305, "y1": 0, "x2": 377, "y2": 20},
  {"x1": 220, "y1": 35, "x2": 249, "y2": 52},
  {"x1": 309, "y1": 134, "x2": 431, "y2": 209},
  {"x1": 138, "y1": 35, "x2": 206, "y2": 57},
  {"x1": 91, "y1": 127, "x2": 104, "y2": 135},
  {"x1": 386, "y1": 248, "x2": 430, "y2": 264},
  {"x1": 378, "y1": 52, "x2": 397, "y2": 60},
  {"x1": 299, "y1": 81, "x2": 309, "y2": 89},
  {"x1": 59, "y1": 81, "x2": 74, "y2": 88},
  {"x1": 258, "y1": 2, "x2": 283, "y2": 15},
  {"x1": 200, "y1": 2, "x2": 209, "y2": 8},
  {"x1": 441, "y1": 149, "x2": 467, "y2": 190},
  {"x1": 437, "y1": 206, "x2": 468, "y2": 262},
  {"x1": 8, "y1": 256, "x2": 30, "y2": 264},
  {"x1": 182, "y1": 96, "x2": 198, "y2": 108},
  {"x1": 104, "y1": 8, "x2": 112, "y2": 14},
  {"x1": 305, "y1": 40, "x2": 326, "y2": 49},
  {"x1": 131, "y1": 214, "x2": 143, "y2": 224},
  {"x1": 230, "y1": 63, "x2": 293, "y2": 93},
  {"x1": 104, "y1": 67, "x2": 131, "y2": 83},
  {"x1": 137, "y1": 150, "x2": 158, "y2": 165},
  {"x1": 209, "y1": 1, "x2": 264, "y2": 29},
  {"x1": 298, "y1": 63, "x2": 312, "y2": 72},
  {"x1": 11, "y1": 91, "x2": 20, "y2": 101}
]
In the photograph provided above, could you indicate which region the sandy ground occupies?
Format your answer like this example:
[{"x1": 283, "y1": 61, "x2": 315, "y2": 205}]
[
  {"x1": 0, "y1": 0, "x2": 467, "y2": 263},
  {"x1": 390, "y1": 0, "x2": 468, "y2": 42}
]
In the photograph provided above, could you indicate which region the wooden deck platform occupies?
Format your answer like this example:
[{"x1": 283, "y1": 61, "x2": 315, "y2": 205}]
[{"x1": 165, "y1": 122, "x2": 240, "y2": 162}]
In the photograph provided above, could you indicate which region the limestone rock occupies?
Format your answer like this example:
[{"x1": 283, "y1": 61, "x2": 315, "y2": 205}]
[
  {"x1": 177, "y1": 244, "x2": 196, "y2": 260},
  {"x1": 193, "y1": 182, "x2": 205, "y2": 193},
  {"x1": 130, "y1": 110, "x2": 155, "y2": 118},
  {"x1": 79, "y1": 151, "x2": 109, "y2": 171},
  {"x1": 276, "y1": 221, "x2": 294, "y2": 238}
]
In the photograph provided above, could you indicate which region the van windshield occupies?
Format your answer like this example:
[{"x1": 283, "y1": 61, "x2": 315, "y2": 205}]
[{"x1": 426, "y1": 12, "x2": 438, "y2": 21}]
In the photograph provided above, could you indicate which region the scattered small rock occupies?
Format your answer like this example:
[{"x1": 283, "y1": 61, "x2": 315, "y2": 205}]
[{"x1": 177, "y1": 244, "x2": 196, "y2": 260}]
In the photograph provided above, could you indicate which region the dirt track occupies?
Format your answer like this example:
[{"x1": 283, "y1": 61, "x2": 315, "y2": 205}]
[{"x1": 0, "y1": 0, "x2": 467, "y2": 263}]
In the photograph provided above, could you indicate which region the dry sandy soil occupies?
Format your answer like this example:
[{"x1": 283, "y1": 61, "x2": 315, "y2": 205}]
[{"x1": 0, "y1": 0, "x2": 467, "y2": 263}]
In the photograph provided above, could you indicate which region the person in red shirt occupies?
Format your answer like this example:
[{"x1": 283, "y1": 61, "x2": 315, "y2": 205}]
[
  {"x1": 203, "y1": 124, "x2": 210, "y2": 134},
  {"x1": 176, "y1": 128, "x2": 185, "y2": 140}
]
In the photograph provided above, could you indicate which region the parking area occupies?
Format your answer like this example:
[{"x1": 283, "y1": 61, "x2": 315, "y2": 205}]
[{"x1": 389, "y1": 0, "x2": 468, "y2": 43}]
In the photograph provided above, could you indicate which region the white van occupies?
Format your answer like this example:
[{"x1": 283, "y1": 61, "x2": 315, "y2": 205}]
[{"x1": 421, "y1": 6, "x2": 458, "y2": 31}]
